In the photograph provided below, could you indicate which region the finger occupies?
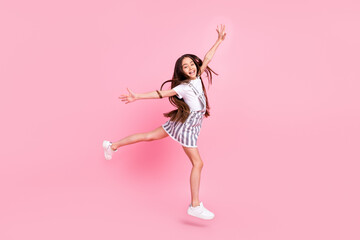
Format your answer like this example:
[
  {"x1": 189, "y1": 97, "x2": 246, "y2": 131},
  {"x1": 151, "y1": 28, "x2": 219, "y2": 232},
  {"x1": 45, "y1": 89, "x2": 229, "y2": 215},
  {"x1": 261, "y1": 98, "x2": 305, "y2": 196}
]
[
  {"x1": 128, "y1": 88, "x2": 135, "y2": 95},
  {"x1": 127, "y1": 88, "x2": 135, "y2": 95}
]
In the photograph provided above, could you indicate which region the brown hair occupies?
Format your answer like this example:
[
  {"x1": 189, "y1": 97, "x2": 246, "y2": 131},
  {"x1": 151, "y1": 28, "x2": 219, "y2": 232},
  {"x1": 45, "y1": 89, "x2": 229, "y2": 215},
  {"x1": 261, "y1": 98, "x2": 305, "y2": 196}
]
[{"x1": 160, "y1": 54, "x2": 218, "y2": 123}]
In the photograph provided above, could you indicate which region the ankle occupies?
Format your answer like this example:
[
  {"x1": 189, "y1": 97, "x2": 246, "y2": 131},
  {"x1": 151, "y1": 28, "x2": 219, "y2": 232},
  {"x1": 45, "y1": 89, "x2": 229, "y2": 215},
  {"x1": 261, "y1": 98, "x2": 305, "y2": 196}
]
[{"x1": 191, "y1": 201, "x2": 200, "y2": 207}]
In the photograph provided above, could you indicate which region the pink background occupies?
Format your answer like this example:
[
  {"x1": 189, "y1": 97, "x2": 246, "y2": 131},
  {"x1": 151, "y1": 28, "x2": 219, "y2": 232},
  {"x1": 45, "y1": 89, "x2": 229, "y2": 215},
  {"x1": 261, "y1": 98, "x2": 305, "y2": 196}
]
[{"x1": 1, "y1": 0, "x2": 359, "y2": 239}]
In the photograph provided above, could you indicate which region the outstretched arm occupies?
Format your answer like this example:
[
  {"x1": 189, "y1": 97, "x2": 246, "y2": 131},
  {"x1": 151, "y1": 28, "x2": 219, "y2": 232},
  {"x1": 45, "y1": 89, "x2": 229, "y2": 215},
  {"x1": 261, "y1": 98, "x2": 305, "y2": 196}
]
[
  {"x1": 199, "y1": 24, "x2": 227, "y2": 75},
  {"x1": 119, "y1": 88, "x2": 177, "y2": 104}
]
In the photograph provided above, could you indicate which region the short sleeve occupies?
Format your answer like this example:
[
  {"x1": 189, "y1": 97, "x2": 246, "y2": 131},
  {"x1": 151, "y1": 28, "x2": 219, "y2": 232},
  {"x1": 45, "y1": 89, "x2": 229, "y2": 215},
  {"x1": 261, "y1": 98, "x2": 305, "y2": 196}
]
[{"x1": 172, "y1": 84, "x2": 186, "y2": 99}]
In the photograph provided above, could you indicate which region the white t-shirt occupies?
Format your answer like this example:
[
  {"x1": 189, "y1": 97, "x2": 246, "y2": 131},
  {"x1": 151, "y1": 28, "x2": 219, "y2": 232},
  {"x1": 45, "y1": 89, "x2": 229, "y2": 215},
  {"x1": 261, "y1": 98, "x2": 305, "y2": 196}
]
[{"x1": 172, "y1": 76, "x2": 204, "y2": 111}]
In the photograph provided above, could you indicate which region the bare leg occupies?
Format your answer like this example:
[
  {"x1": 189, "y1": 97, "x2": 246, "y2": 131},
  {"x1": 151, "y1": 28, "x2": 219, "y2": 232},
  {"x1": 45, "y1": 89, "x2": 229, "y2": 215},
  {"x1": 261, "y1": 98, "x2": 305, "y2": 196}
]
[
  {"x1": 182, "y1": 146, "x2": 203, "y2": 207},
  {"x1": 111, "y1": 126, "x2": 168, "y2": 150}
]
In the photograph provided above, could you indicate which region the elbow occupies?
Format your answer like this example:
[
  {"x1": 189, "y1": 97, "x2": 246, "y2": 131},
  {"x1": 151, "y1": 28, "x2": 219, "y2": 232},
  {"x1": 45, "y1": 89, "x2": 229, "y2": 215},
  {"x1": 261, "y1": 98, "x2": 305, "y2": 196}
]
[{"x1": 204, "y1": 55, "x2": 212, "y2": 62}]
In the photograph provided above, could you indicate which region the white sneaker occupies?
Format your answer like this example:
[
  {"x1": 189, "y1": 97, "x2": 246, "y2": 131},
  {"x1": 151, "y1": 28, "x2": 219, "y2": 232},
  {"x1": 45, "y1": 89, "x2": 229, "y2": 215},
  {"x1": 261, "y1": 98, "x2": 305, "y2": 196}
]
[
  {"x1": 187, "y1": 202, "x2": 215, "y2": 220},
  {"x1": 103, "y1": 140, "x2": 117, "y2": 160}
]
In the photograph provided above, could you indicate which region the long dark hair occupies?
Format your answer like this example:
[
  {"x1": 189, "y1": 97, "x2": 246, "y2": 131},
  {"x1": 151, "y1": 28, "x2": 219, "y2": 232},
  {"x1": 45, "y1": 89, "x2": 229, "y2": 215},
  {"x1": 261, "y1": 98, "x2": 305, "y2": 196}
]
[{"x1": 160, "y1": 54, "x2": 218, "y2": 123}]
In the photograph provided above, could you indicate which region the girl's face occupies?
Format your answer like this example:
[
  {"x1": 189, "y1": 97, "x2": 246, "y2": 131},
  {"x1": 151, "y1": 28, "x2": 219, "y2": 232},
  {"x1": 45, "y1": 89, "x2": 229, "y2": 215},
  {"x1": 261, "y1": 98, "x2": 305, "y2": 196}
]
[{"x1": 182, "y1": 57, "x2": 197, "y2": 80}]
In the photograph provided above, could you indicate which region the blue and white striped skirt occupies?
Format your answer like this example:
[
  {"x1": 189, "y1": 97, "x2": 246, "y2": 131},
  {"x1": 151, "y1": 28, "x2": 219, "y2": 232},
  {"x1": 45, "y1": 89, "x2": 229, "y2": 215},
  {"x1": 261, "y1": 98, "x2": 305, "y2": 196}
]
[{"x1": 162, "y1": 110, "x2": 205, "y2": 148}]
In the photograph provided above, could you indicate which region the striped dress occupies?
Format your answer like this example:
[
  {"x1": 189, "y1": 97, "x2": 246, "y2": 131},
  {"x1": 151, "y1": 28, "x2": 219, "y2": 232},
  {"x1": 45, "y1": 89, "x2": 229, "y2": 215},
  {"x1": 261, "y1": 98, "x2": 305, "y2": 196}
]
[{"x1": 162, "y1": 81, "x2": 206, "y2": 148}]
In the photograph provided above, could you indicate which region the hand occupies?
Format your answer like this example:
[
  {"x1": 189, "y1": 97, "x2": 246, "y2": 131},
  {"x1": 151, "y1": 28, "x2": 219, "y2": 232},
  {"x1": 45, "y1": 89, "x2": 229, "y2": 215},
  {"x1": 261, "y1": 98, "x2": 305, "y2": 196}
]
[
  {"x1": 118, "y1": 88, "x2": 137, "y2": 104},
  {"x1": 216, "y1": 24, "x2": 226, "y2": 41}
]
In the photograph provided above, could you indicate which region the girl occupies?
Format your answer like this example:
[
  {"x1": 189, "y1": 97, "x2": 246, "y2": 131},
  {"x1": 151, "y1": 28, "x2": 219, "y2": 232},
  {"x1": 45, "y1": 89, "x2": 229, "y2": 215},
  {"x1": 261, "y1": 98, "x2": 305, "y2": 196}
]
[{"x1": 103, "y1": 25, "x2": 226, "y2": 220}]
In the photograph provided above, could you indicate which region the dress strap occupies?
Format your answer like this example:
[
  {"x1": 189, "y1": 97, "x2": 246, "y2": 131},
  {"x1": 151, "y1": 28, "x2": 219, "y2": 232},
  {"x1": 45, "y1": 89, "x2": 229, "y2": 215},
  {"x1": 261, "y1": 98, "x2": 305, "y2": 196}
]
[{"x1": 188, "y1": 81, "x2": 206, "y2": 112}]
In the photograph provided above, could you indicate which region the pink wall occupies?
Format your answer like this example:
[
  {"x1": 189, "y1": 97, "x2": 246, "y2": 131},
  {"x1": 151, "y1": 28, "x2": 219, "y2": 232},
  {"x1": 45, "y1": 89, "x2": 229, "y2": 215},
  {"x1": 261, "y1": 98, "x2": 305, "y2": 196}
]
[{"x1": 1, "y1": 0, "x2": 359, "y2": 239}]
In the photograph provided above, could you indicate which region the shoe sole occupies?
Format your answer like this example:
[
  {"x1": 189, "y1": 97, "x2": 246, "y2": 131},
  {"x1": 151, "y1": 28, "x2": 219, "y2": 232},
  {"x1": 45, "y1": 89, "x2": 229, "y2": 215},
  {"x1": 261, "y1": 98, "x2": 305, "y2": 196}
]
[
  {"x1": 187, "y1": 209, "x2": 215, "y2": 220},
  {"x1": 102, "y1": 140, "x2": 112, "y2": 160}
]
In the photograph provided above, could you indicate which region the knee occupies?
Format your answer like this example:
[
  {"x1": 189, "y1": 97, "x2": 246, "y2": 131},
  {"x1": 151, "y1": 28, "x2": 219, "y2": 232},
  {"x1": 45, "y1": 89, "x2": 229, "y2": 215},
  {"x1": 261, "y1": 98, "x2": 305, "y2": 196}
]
[
  {"x1": 143, "y1": 132, "x2": 155, "y2": 141},
  {"x1": 193, "y1": 160, "x2": 203, "y2": 169}
]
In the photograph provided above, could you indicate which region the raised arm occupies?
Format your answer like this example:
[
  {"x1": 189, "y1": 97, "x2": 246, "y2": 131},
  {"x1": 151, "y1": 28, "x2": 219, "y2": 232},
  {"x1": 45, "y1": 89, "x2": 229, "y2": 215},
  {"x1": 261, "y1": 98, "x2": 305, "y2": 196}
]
[
  {"x1": 199, "y1": 24, "x2": 227, "y2": 75},
  {"x1": 119, "y1": 88, "x2": 177, "y2": 104}
]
